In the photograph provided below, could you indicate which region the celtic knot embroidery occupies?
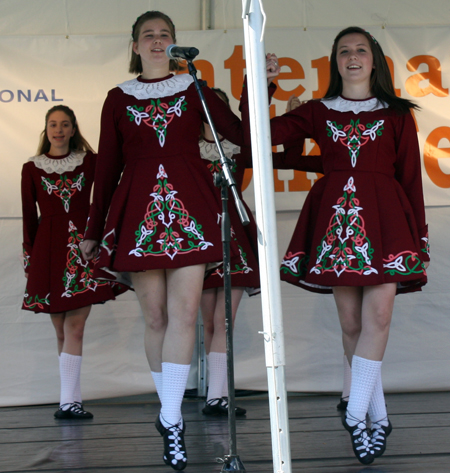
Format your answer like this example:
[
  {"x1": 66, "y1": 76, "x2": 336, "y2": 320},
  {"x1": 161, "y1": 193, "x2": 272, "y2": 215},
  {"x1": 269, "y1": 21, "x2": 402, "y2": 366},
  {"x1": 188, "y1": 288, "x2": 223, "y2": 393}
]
[
  {"x1": 62, "y1": 220, "x2": 108, "y2": 297},
  {"x1": 23, "y1": 249, "x2": 31, "y2": 270},
  {"x1": 206, "y1": 158, "x2": 237, "y2": 176},
  {"x1": 326, "y1": 118, "x2": 384, "y2": 167},
  {"x1": 129, "y1": 164, "x2": 213, "y2": 260},
  {"x1": 127, "y1": 96, "x2": 187, "y2": 147},
  {"x1": 41, "y1": 173, "x2": 86, "y2": 213},
  {"x1": 23, "y1": 292, "x2": 50, "y2": 310},
  {"x1": 383, "y1": 251, "x2": 424, "y2": 276},
  {"x1": 310, "y1": 176, "x2": 378, "y2": 278}
]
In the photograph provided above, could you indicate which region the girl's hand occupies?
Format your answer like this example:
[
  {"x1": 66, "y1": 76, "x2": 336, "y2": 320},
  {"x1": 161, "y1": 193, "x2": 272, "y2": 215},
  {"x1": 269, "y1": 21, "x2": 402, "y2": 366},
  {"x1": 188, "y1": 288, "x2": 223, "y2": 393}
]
[
  {"x1": 266, "y1": 53, "x2": 281, "y2": 85},
  {"x1": 286, "y1": 94, "x2": 301, "y2": 112},
  {"x1": 80, "y1": 239, "x2": 99, "y2": 261}
]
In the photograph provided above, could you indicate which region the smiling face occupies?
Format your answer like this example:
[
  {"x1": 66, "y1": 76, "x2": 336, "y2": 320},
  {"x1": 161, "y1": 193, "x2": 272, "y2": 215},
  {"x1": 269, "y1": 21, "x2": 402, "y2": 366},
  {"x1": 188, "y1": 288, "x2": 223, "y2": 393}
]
[
  {"x1": 132, "y1": 18, "x2": 174, "y2": 76},
  {"x1": 46, "y1": 110, "x2": 75, "y2": 155},
  {"x1": 336, "y1": 33, "x2": 374, "y2": 93}
]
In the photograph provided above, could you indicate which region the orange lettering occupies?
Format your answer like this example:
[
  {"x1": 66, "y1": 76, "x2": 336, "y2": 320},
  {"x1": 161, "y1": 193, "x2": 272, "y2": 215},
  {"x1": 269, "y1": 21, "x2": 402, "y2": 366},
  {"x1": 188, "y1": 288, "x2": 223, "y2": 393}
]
[
  {"x1": 272, "y1": 58, "x2": 306, "y2": 101},
  {"x1": 193, "y1": 59, "x2": 215, "y2": 87},
  {"x1": 405, "y1": 55, "x2": 448, "y2": 97},
  {"x1": 424, "y1": 127, "x2": 450, "y2": 188}
]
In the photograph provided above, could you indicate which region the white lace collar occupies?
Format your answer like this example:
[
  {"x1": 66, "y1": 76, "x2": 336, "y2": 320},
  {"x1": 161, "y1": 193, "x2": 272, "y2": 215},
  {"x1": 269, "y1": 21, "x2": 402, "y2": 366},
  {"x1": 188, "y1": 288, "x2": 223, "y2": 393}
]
[
  {"x1": 117, "y1": 74, "x2": 194, "y2": 100},
  {"x1": 29, "y1": 151, "x2": 86, "y2": 174},
  {"x1": 321, "y1": 96, "x2": 387, "y2": 114},
  {"x1": 199, "y1": 139, "x2": 240, "y2": 162}
]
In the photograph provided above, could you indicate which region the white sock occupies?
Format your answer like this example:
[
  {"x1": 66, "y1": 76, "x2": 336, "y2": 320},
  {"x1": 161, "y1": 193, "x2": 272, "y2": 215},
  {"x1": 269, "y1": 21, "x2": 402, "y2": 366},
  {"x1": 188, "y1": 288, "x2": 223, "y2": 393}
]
[
  {"x1": 207, "y1": 352, "x2": 227, "y2": 404},
  {"x1": 59, "y1": 353, "x2": 82, "y2": 408},
  {"x1": 342, "y1": 354, "x2": 352, "y2": 400},
  {"x1": 346, "y1": 355, "x2": 382, "y2": 426},
  {"x1": 368, "y1": 370, "x2": 388, "y2": 426},
  {"x1": 151, "y1": 371, "x2": 163, "y2": 403},
  {"x1": 160, "y1": 362, "x2": 190, "y2": 426}
]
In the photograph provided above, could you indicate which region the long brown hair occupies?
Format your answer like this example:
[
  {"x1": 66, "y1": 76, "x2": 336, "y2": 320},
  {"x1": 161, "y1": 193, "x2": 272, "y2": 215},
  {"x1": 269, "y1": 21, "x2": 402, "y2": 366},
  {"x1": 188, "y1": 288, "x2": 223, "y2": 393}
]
[
  {"x1": 37, "y1": 105, "x2": 94, "y2": 155},
  {"x1": 324, "y1": 26, "x2": 419, "y2": 113},
  {"x1": 129, "y1": 10, "x2": 183, "y2": 74}
]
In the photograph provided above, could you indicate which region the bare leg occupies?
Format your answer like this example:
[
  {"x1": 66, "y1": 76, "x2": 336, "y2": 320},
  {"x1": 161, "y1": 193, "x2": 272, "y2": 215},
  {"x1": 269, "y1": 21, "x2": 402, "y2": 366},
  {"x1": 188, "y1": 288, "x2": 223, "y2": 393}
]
[
  {"x1": 208, "y1": 287, "x2": 244, "y2": 354},
  {"x1": 50, "y1": 313, "x2": 65, "y2": 355},
  {"x1": 62, "y1": 305, "x2": 91, "y2": 355},
  {"x1": 200, "y1": 288, "x2": 217, "y2": 355},
  {"x1": 164, "y1": 264, "x2": 206, "y2": 364},
  {"x1": 131, "y1": 269, "x2": 168, "y2": 372}
]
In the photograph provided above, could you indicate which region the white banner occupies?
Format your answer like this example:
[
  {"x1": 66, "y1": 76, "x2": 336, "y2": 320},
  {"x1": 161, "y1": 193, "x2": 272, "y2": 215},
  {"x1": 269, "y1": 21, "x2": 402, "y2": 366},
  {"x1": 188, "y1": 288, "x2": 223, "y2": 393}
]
[{"x1": 1, "y1": 27, "x2": 450, "y2": 217}]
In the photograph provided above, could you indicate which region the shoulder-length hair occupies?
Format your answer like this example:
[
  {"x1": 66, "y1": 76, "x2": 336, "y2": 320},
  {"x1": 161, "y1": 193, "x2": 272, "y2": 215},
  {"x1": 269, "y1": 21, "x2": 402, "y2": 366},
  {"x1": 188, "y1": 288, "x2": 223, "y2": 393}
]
[{"x1": 325, "y1": 26, "x2": 419, "y2": 113}]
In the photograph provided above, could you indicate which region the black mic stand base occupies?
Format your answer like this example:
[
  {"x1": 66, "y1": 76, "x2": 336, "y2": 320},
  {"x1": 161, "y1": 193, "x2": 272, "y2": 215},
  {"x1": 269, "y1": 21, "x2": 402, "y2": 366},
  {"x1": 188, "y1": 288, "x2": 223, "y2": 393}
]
[{"x1": 217, "y1": 454, "x2": 246, "y2": 472}]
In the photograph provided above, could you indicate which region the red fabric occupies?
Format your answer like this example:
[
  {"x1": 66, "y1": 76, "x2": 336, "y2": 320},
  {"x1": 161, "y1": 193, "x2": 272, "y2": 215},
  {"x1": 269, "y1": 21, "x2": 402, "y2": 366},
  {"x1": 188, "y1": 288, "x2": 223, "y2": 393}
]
[
  {"x1": 21, "y1": 152, "x2": 125, "y2": 313},
  {"x1": 240, "y1": 92, "x2": 429, "y2": 294},
  {"x1": 86, "y1": 75, "x2": 245, "y2": 273}
]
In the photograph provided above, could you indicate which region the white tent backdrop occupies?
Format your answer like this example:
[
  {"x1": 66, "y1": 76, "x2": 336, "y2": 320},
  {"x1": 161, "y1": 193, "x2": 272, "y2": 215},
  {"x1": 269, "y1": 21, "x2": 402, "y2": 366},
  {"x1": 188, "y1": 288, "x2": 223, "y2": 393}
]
[{"x1": 1, "y1": 0, "x2": 450, "y2": 406}]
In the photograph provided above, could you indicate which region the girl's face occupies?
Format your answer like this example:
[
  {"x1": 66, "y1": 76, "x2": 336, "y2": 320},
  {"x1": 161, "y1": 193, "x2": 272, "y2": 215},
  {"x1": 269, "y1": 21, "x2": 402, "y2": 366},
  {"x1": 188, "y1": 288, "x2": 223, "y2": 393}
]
[
  {"x1": 336, "y1": 33, "x2": 374, "y2": 90},
  {"x1": 46, "y1": 111, "x2": 75, "y2": 155},
  {"x1": 132, "y1": 18, "x2": 174, "y2": 73}
]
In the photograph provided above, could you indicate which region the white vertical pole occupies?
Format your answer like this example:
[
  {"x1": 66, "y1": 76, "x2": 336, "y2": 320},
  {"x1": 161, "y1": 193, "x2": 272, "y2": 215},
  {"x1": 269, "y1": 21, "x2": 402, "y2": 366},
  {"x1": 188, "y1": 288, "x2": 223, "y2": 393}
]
[{"x1": 242, "y1": 1, "x2": 292, "y2": 472}]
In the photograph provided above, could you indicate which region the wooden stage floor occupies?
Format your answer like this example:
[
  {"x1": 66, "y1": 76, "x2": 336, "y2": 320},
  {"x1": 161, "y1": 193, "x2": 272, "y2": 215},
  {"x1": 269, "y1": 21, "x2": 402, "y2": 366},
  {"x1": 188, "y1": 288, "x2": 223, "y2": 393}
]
[{"x1": 1, "y1": 391, "x2": 450, "y2": 473}]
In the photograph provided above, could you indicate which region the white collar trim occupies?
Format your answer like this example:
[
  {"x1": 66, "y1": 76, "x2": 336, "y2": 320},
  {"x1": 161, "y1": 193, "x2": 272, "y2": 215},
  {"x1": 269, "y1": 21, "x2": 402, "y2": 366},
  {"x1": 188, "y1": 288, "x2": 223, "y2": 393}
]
[
  {"x1": 29, "y1": 151, "x2": 86, "y2": 174},
  {"x1": 321, "y1": 96, "x2": 387, "y2": 114},
  {"x1": 117, "y1": 74, "x2": 194, "y2": 100},
  {"x1": 199, "y1": 139, "x2": 240, "y2": 162}
]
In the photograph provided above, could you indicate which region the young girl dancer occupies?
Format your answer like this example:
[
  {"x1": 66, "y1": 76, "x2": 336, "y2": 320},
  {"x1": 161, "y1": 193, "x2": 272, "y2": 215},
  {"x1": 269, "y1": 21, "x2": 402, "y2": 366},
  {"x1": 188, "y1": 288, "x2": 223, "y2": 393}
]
[
  {"x1": 80, "y1": 11, "x2": 246, "y2": 471},
  {"x1": 244, "y1": 28, "x2": 429, "y2": 465},
  {"x1": 199, "y1": 88, "x2": 258, "y2": 417},
  {"x1": 200, "y1": 90, "x2": 324, "y2": 417},
  {"x1": 21, "y1": 105, "x2": 124, "y2": 419}
]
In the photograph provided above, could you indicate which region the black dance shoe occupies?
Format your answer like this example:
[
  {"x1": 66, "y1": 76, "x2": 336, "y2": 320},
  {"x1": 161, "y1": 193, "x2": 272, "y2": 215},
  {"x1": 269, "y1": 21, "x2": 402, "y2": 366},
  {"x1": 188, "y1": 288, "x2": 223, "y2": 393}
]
[
  {"x1": 336, "y1": 396, "x2": 349, "y2": 411},
  {"x1": 342, "y1": 412, "x2": 375, "y2": 465},
  {"x1": 202, "y1": 398, "x2": 247, "y2": 417},
  {"x1": 54, "y1": 403, "x2": 93, "y2": 419},
  {"x1": 371, "y1": 418, "x2": 393, "y2": 458},
  {"x1": 155, "y1": 414, "x2": 187, "y2": 471}
]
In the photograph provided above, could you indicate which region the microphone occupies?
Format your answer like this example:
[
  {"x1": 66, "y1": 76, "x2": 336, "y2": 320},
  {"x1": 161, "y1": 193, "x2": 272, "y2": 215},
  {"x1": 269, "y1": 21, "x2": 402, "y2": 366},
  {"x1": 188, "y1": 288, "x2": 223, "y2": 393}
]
[{"x1": 166, "y1": 44, "x2": 199, "y2": 60}]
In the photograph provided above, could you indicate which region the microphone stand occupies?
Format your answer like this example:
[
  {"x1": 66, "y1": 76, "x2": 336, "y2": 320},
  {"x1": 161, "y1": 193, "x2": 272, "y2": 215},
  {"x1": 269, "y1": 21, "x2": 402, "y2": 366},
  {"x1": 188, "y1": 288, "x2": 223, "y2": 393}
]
[{"x1": 186, "y1": 59, "x2": 248, "y2": 473}]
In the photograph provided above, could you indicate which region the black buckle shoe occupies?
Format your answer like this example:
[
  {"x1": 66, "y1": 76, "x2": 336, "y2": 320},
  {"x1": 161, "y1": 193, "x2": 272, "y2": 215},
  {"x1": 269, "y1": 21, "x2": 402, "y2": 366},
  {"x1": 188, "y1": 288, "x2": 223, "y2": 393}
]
[
  {"x1": 371, "y1": 418, "x2": 393, "y2": 458},
  {"x1": 202, "y1": 398, "x2": 247, "y2": 417},
  {"x1": 155, "y1": 415, "x2": 187, "y2": 471},
  {"x1": 342, "y1": 412, "x2": 375, "y2": 465},
  {"x1": 54, "y1": 403, "x2": 93, "y2": 419}
]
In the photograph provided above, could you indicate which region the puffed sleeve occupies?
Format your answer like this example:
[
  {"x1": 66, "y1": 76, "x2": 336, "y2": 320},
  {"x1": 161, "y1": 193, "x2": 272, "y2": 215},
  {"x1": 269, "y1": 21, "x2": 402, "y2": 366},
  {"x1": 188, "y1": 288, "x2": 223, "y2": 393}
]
[
  {"x1": 394, "y1": 110, "x2": 429, "y2": 261},
  {"x1": 85, "y1": 89, "x2": 125, "y2": 241},
  {"x1": 21, "y1": 163, "x2": 38, "y2": 273}
]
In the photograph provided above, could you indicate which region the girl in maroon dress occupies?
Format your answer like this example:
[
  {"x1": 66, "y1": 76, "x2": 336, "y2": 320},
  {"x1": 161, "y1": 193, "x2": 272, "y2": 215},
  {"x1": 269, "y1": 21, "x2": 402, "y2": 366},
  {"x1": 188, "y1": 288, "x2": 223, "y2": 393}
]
[
  {"x1": 80, "y1": 11, "x2": 245, "y2": 471},
  {"x1": 243, "y1": 28, "x2": 430, "y2": 465},
  {"x1": 200, "y1": 91, "x2": 323, "y2": 417},
  {"x1": 21, "y1": 105, "x2": 123, "y2": 419}
]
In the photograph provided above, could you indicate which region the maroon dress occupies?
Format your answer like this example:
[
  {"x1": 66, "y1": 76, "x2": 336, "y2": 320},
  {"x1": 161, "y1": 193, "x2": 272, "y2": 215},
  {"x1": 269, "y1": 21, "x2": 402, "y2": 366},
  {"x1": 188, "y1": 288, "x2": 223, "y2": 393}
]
[
  {"x1": 264, "y1": 96, "x2": 429, "y2": 294},
  {"x1": 85, "y1": 74, "x2": 244, "y2": 276},
  {"x1": 199, "y1": 139, "x2": 260, "y2": 294},
  {"x1": 21, "y1": 151, "x2": 125, "y2": 313}
]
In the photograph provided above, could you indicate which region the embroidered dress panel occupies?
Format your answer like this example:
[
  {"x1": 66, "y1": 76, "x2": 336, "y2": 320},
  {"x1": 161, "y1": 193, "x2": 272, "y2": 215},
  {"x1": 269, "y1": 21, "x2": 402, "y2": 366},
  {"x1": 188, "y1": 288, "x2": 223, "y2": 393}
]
[
  {"x1": 259, "y1": 96, "x2": 429, "y2": 294},
  {"x1": 85, "y1": 74, "x2": 245, "y2": 274}
]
